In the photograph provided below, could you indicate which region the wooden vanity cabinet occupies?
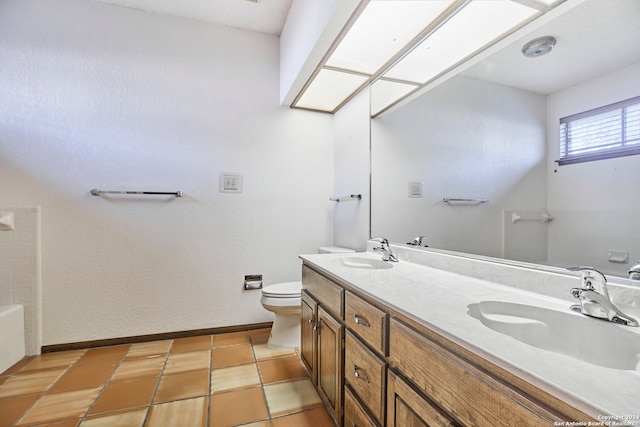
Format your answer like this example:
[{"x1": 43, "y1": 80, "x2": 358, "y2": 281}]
[
  {"x1": 302, "y1": 266, "x2": 345, "y2": 426},
  {"x1": 301, "y1": 263, "x2": 597, "y2": 427}
]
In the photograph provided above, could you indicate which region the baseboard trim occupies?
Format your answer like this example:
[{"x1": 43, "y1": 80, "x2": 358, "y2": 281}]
[{"x1": 41, "y1": 322, "x2": 273, "y2": 353}]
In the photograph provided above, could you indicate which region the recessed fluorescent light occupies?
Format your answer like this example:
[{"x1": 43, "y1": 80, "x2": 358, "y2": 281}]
[
  {"x1": 370, "y1": 79, "x2": 419, "y2": 116},
  {"x1": 325, "y1": 1, "x2": 453, "y2": 75},
  {"x1": 383, "y1": 1, "x2": 539, "y2": 84},
  {"x1": 294, "y1": 68, "x2": 369, "y2": 112}
]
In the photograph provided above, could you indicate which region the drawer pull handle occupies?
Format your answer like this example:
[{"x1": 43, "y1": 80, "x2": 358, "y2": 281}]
[
  {"x1": 353, "y1": 365, "x2": 370, "y2": 382},
  {"x1": 353, "y1": 314, "x2": 370, "y2": 327}
]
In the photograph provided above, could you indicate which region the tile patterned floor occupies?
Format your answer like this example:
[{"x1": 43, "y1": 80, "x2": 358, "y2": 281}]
[{"x1": 0, "y1": 329, "x2": 335, "y2": 427}]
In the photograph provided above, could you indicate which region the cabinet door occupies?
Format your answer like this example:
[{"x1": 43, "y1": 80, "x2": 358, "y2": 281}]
[
  {"x1": 318, "y1": 306, "x2": 344, "y2": 426},
  {"x1": 387, "y1": 370, "x2": 459, "y2": 427},
  {"x1": 301, "y1": 291, "x2": 317, "y2": 384}
]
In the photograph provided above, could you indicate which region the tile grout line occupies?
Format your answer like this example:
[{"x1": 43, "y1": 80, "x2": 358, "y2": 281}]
[
  {"x1": 141, "y1": 339, "x2": 175, "y2": 427},
  {"x1": 250, "y1": 334, "x2": 275, "y2": 427},
  {"x1": 11, "y1": 349, "x2": 89, "y2": 427},
  {"x1": 79, "y1": 346, "x2": 132, "y2": 424}
]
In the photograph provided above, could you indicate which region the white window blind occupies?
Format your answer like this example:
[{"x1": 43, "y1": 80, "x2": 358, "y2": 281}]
[{"x1": 558, "y1": 95, "x2": 640, "y2": 165}]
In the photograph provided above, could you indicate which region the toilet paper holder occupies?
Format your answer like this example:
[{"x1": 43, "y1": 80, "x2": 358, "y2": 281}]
[{"x1": 244, "y1": 275, "x2": 263, "y2": 290}]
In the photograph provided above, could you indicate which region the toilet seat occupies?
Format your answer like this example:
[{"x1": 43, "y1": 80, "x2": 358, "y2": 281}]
[{"x1": 261, "y1": 281, "x2": 302, "y2": 298}]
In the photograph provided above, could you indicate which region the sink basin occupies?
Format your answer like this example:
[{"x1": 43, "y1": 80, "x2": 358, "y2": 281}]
[
  {"x1": 467, "y1": 301, "x2": 640, "y2": 370},
  {"x1": 337, "y1": 257, "x2": 393, "y2": 270}
]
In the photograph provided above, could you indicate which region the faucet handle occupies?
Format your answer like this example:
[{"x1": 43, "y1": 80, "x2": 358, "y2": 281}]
[
  {"x1": 407, "y1": 236, "x2": 428, "y2": 246},
  {"x1": 567, "y1": 266, "x2": 608, "y2": 298},
  {"x1": 371, "y1": 237, "x2": 389, "y2": 247}
]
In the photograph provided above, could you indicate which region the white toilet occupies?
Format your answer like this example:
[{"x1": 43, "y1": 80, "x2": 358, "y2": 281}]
[{"x1": 261, "y1": 246, "x2": 355, "y2": 348}]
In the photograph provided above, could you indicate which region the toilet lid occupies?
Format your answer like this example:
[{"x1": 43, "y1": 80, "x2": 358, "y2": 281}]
[{"x1": 262, "y1": 281, "x2": 302, "y2": 298}]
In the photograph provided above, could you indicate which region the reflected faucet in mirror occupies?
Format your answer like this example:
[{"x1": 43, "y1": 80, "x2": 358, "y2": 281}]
[
  {"x1": 407, "y1": 236, "x2": 428, "y2": 247},
  {"x1": 372, "y1": 238, "x2": 399, "y2": 263},
  {"x1": 628, "y1": 261, "x2": 640, "y2": 280},
  {"x1": 568, "y1": 267, "x2": 639, "y2": 327}
]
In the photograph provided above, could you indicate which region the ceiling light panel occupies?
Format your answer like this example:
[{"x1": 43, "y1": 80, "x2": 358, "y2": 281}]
[
  {"x1": 325, "y1": 0, "x2": 454, "y2": 75},
  {"x1": 383, "y1": 0, "x2": 540, "y2": 84},
  {"x1": 370, "y1": 79, "x2": 420, "y2": 116},
  {"x1": 294, "y1": 68, "x2": 369, "y2": 112}
]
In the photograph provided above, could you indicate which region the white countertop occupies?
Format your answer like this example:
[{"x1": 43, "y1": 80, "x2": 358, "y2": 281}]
[{"x1": 299, "y1": 251, "x2": 640, "y2": 420}]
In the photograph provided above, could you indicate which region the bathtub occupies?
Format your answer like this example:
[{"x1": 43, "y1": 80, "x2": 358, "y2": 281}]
[{"x1": 0, "y1": 305, "x2": 25, "y2": 374}]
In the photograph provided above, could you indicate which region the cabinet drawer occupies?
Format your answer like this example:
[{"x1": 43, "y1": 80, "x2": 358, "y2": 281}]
[
  {"x1": 389, "y1": 318, "x2": 560, "y2": 427},
  {"x1": 345, "y1": 330, "x2": 386, "y2": 424},
  {"x1": 345, "y1": 384, "x2": 380, "y2": 427},
  {"x1": 387, "y1": 369, "x2": 459, "y2": 427},
  {"x1": 302, "y1": 265, "x2": 344, "y2": 319},
  {"x1": 345, "y1": 291, "x2": 388, "y2": 355}
]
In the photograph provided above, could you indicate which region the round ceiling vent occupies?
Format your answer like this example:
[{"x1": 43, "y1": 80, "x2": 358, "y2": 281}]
[{"x1": 521, "y1": 36, "x2": 556, "y2": 58}]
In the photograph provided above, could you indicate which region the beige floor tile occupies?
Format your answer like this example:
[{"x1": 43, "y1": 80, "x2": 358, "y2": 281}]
[
  {"x1": 170, "y1": 336, "x2": 211, "y2": 354},
  {"x1": 163, "y1": 350, "x2": 210, "y2": 375},
  {"x1": 81, "y1": 408, "x2": 147, "y2": 427},
  {"x1": 271, "y1": 408, "x2": 335, "y2": 427},
  {"x1": 0, "y1": 395, "x2": 39, "y2": 427},
  {"x1": 211, "y1": 344, "x2": 254, "y2": 368},
  {"x1": 88, "y1": 377, "x2": 158, "y2": 415},
  {"x1": 76, "y1": 346, "x2": 130, "y2": 365},
  {"x1": 15, "y1": 387, "x2": 101, "y2": 426},
  {"x1": 263, "y1": 379, "x2": 322, "y2": 417},
  {"x1": 49, "y1": 362, "x2": 117, "y2": 393},
  {"x1": 252, "y1": 344, "x2": 296, "y2": 361},
  {"x1": 0, "y1": 369, "x2": 66, "y2": 399},
  {"x1": 125, "y1": 340, "x2": 172, "y2": 359},
  {"x1": 211, "y1": 331, "x2": 250, "y2": 348},
  {"x1": 34, "y1": 420, "x2": 81, "y2": 427},
  {"x1": 146, "y1": 396, "x2": 208, "y2": 427},
  {"x1": 237, "y1": 421, "x2": 272, "y2": 427},
  {"x1": 209, "y1": 387, "x2": 269, "y2": 427},
  {"x1": 1, "y1": 357, "x2": 34, "y2": 376},
  {"x1": 111, "y1": 356, "x2": 166, "y2": 381},
  {"x1": 20, "y1": 350, "x2": 85, "y2": 372},
  {"x1": 258, "y1": 356, "x2": 307, "y2": 384},
  {"x1": 153, "y1": 369, "x2": 210, "y2": 403},
  {"x1": 210, "y1": 363, "x2": 261, "y2": 394}
]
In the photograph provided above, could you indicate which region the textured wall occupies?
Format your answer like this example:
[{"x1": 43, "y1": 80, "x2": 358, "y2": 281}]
[{"x1": 0, "y1": 0, "x2": 334, "y2": 346}]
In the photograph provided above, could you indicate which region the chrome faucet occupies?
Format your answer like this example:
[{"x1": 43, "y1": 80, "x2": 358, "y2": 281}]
[
  {"x1": 372, "y1": 238, "x2": 398, "y2": 262},
  {"x1": 568, "y1": 266, "x2": 639, "y2": 327},
  {"x1": 406, "y1": 236, "x2": 428, "y2": 247}
]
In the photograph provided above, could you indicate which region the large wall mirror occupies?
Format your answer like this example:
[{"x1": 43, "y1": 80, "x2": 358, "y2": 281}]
[{"x1": 371, "y1": 0, "x2": 640, "y2": 280}]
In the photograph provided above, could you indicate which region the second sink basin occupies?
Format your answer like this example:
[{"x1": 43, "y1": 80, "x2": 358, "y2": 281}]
[
  {"x1": 338, "y1": 256, "x2": 393, "y2": 270},
  {"x1": 467, "y1": 300, "x2": 640, "y2": 371}
]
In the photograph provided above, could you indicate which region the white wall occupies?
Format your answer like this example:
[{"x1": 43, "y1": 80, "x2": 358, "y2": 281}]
[
  {"x1": 371, "y1": 75, "x2": 547, "y2": 259},
  {"x1": 546, "y1": 62, "x2": 640, "y2": 276},
  {"x1": 0, "y1": 0, "x2": 334, "y2": 346}
]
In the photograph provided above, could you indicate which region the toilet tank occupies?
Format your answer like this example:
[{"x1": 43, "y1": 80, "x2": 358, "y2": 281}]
[{"x1": 318, "y1": 246, "x2": 356, "y2": 254}]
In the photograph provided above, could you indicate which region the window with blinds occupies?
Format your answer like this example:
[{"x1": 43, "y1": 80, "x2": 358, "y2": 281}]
[{"x1": 558, "y1": 95, "x2": 640, "y2": 165}]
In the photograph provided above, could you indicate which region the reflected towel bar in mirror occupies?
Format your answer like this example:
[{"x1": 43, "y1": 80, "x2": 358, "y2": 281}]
[
  {"x1": 330, "y1": 194, "x2": 362, "y2": 202},
  {"x1": 443, "y1": 198, "x2": 489, "y2": 204},
  {"x1": 91, "y1": 189, "x2": 184, "y2": 197}
]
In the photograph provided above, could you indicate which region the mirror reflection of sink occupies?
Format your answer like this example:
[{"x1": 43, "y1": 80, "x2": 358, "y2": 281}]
[
  {"x1": 467, "y1": 301, "x2": 640, "y2": 371},
  {"x1": 337, "y1": 257, "x2": 393, "y2": 270}
]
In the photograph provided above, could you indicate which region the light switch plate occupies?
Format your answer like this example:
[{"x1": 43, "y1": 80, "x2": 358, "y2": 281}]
[
  {"x1": 408, "y1": 181, "x2": 423, "y2": 198},
  {"x1": 219, "y1": 174, "x2": 243, "y2": 193}
]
